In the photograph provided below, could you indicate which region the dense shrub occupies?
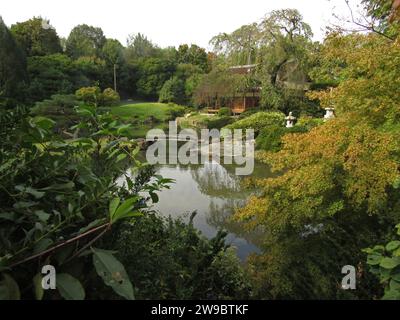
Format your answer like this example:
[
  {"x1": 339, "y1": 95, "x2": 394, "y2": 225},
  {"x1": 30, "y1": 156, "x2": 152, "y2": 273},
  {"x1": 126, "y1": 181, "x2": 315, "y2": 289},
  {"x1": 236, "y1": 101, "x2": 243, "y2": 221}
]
[
  {"x1": 75, "y1": 86, "x2": 120, "y2": 107},
  {"x1": 256, "y1": 125, "x2": 308, "y2": 152},
  {"x1": 75, "y1": 86, "x2": 102, "y2": 106},
  {"x1": 204, "y1": 116, "x2": 234, "y2": 129},
  {"x1": 101, "y1": 88, "x2": 120, "y2": 106},
  {"x1": 31, "y1": 94, "x2": 79, "y2": 116},
  {"x1": 95, "y1": 213, "x2": 251, "y2": 300},
  {"x1": 159, "y1": 77, "x2": 186, "y2": 105},
  {"x1": 218, "y1": 107, "x2": 232, "y2": 117},
  {"x1": 225, "y1": 111, "x2": 285, "y2": 134},
  {"x1": 296, "y1": 116, "x2": 324, "y2": 130},
  {"x1": 165, "y1": 104, "x2": 186, "y2": 121}
]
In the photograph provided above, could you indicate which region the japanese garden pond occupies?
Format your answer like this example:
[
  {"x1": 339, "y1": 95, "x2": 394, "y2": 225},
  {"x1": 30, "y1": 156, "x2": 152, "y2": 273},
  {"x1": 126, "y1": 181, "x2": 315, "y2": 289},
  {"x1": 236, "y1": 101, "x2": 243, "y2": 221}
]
[{"x1": 145, "y1": 158, "x2": 273, "y2": 260}]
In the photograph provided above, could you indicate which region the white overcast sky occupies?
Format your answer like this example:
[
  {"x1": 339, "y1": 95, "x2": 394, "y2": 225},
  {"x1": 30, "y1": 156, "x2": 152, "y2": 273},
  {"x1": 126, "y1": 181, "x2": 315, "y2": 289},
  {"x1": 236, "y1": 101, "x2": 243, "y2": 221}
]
[{"x1": 0, "y1": 0, "x2": 362, "y2": 49}]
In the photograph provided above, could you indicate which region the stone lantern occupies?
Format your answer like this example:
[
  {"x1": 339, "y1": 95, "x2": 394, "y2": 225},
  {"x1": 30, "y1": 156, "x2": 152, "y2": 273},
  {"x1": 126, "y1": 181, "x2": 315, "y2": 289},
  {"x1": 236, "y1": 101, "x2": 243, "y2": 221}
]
[
  {"x1": 285, "y1": 112, "x2": 296, "y2": 128},
  {"x1": 324, "y1": 107, "x2": 335, "y2": 121}
]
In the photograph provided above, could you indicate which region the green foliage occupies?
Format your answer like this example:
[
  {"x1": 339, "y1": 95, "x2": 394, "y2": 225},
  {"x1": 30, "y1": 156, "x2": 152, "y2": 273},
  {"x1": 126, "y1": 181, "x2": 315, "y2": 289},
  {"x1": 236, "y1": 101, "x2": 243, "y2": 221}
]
[
  {"x1": 0, "y1": 103, "x2": 171, "y2": 299},
  {"x1": 27, "y1": 54, "x2": 75, "y2": 102},
  {"x1": 66, "y1": 24, "x2": 106, "y2": 59},
  {"x1": 204, "y1": 116, "x2": 234, "y2": 129},
  {"x1": 165, "y1": 104, "x2": 186, "y2": 121},
  {"x1": 125, "y1": 33, "x2": 159, "y2": 60},
  {"x1": 10, "y1": 17, "x2": 62, "y2": 57},
  {"x1": 0, "y1": 17, "x2": 28, "y2": 107},
  {"x1": 57, "y1": 273, "x2": 85, "y2": 300},
  {"x1": 218, "y1": 107, "x2": 232, "y2": 117},
  {"x1": 177, "y1": 44, "x2": 209, "y2": 72},
  {"x1": 364, "y1": 224, "x2": 400, "y2": 300},
  {"x1": 92, "y1": 248, "x2": 135, "y2": 300},
  {"x1": 75, "y1": 86, "x2": 102, "y2": 106},
  {"x1": 99, "y1": 213, "x2": 251, "y2": 299},
  {"x1": 225, "y1": 111, "x2": 285, "y2": 134},
  {"x1": 136, "y1": 58, "x2": 176, "y2": 99},
  {"x1": 159, "y1": 77, "x2": 186, "y2": 104},
  {"x1": 102, "y1": 39, "x2": 124, "y2": 66},
  {"x1": 102, "y1": 88, "x2": 120, "y2": 106},
  {"x1": 256, "y1": 124, "x2": 308, "y2": 151}
]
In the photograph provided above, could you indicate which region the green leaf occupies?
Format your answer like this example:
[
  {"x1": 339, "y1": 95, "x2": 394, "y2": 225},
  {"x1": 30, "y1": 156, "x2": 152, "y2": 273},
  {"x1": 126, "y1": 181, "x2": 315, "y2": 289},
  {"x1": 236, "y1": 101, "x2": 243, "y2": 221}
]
[
  {"x1": 367, "y1": 254, "x2": 383, "y2": 266},
  {"x1": 111, "y1": 197, "x2": 139, "y2": 224},
  {"x1": 372, "y1": 245, "x2": 385, "y2": 254},
  {"x1": 0, "y1": 274, "x2": 20, "y2": 300},
  {"x1": 35, "y1": 210, "x2": 51, "y2": 222},
  {"x1": 92, "y1": 248, "x2": 134, "y2": 300},
  {"x1": 116, "y1": 153, "x2": 127, "y2": 163},
  {"x1": 32, "y1": 116, "x2": 56, "y2": 130},
  {"x1": 33, "y1": 238, "x2": 54, "y2": 254},
  {"x1": 150, "y1": 192, "x2": 159, "y2": 203},
  {"x1": 386, "y1": 241, "x2": 400, "y2": 252},
  {"x1": 380, "y1": 257, "x2": 400, "y2": 269},
  {"x1": 389, "y1": 279, "x2": 400, "y2": 291},
  {"x1": 33, "y1": 273, "x2": 44, "y2": 300},
  {"x1": 109, "y1": 197, "x2": 120, "y2": 220},
  {"x1": 57, "y1": 273, "x2": 85, "y2": 300},
  {"x1": 382, "y1": 288, "x2": 400, "y2": 300},
  {"x1": 0, "y1": 212, "x2": 17, "y2": 221}
]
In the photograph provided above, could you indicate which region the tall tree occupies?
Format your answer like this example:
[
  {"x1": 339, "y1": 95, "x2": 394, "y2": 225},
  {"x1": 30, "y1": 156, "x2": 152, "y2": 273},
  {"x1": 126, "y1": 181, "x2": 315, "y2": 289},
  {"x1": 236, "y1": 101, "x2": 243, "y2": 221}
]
[
  {"x1": 0, "y1": 17, "x2": 28, "y2": 106},
  {"x1": 10, "y1": 17, "x2": 62, "y2": 57},
  {"x1": 210, "y1": 23, "x2": 260, "y2": 65},
  {"x1": 177, "y1": 44, "x2": 209, "y2": 72},
  {"x1": 102, "y1": 39, "x2": 125, "y2": 91},
  {"x1": 66, "y1": 24, "x2": 106, "y2": 59},
  {"x1": 125, "y1": 33, "x2": 158, "y2": 60}
]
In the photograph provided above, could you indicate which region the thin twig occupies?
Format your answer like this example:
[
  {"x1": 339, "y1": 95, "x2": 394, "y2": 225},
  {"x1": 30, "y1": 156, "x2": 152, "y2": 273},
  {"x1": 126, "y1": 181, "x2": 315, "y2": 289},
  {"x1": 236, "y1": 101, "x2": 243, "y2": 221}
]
[{"x1": 8, "y1": 223, "x2": 110, "y2": 269}]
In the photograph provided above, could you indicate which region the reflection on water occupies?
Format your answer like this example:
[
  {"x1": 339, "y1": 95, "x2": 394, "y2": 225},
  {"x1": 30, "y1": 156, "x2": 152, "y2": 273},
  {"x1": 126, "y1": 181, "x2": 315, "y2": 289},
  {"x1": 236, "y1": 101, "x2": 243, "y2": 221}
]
[{"x1": 151, "y1": 160, "x2": 272, "y2": 260}]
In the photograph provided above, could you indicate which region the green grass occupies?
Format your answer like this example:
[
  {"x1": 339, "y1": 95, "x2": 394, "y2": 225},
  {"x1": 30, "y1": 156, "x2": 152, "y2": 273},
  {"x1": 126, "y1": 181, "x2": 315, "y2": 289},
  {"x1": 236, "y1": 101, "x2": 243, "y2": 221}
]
[{"x1": 111, "y1": 102, "x2": 172, "y2": 122}]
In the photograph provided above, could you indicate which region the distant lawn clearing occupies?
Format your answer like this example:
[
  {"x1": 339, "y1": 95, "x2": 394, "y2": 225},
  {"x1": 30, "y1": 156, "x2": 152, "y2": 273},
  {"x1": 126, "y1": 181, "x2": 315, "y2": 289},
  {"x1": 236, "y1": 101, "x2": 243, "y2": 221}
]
[{"x1": 111, "y1": 102, "x2": 172, "y2": 122}]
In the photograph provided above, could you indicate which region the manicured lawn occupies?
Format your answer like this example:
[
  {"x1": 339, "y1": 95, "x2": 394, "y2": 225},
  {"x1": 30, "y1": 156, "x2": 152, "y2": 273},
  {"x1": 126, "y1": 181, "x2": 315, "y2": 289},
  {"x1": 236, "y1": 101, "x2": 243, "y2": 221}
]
[{"x1": 111, "y1": 102, "x2": 172, "y2": 122}]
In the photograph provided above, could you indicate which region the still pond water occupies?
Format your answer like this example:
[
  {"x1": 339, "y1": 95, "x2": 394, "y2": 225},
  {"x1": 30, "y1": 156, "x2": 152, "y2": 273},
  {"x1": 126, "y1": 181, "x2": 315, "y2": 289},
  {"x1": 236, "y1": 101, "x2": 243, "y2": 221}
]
[{"x1": 149, "y1": 160, "x2": 273, "y2": 260}]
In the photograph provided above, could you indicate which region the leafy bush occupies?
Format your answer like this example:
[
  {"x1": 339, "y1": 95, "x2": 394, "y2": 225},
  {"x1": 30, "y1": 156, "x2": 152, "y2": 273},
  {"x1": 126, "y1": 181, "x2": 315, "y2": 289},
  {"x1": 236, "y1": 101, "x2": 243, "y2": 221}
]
[
  {"x1": 75, "y1": 86, "x2": 121, "y2": 107},
  {"x1": 204, "y1": 116, "x2": 234, "y2": 129},
  {"x1": 0, "y1": 106, "x2": 171, "y2": 300},
  {"x1": 165, "y1": 104, "x2": 186, "y2": 121},
  {"x1": 256, "y1": 125, "x2": 308, "y2": 152},
  {"x1": 159, "y1": 76, "x2": 186, "y2": 105},
  {"x1": 101, "y1": 88, "x2": 120, "y2": 106},
  {"x1": 97, "y1": 213, "x2": 251, "y2": 300},
  {"x1": 75, "y1": 86, "x2": 101, "y2": 106},
  {"x1": 363, "y1": 224, "x2": 400, "y2": 300},
  {"x1": 31, "y1": 94, "x2": 79, "y2": 116},
  {"x1": 225, "y1": 111, "x2": 285, "y2": 134},
  {"x1": 296, "y1": 116, "x2": 324, "y2": 130},
  {"x1": 218, "y1": 107, "x2": 232, "y2": 117}
]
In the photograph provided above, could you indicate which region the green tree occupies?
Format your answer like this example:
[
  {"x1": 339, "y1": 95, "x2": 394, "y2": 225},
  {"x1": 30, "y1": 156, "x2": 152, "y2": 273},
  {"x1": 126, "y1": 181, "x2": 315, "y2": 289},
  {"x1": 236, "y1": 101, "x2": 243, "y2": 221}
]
[
  {"x1": 177, "y1": 44, "x2": 209, "y2": 72},
  {"x1": 210, "y1": 23, "x2": 261, "y2": 65},
  {"x1": 102, "y1": 39, "x2": 124, "y2": 66},
  {"x1": 159, "y1": 76, "x2": 185, "y2": 104},
  {"x1": 27, "y1": 53, "x2": 75, "y2": 102},
  {"x1": 0, "y1": 17, "x2": 28, "y2": 107},
  {"x1": 66, "y1": 24, "x2": 106, "y2": 59},
  {"x1": 10, "y1": 17, "x2": 62, "y2": 57},
  {"x1": 125, "y1": 33, "x2": 159, "y2": 60},
  {"x1": 135, "y1": 57, "x2": 176, "y2": 99},
  {"x1": 256, "y1": 9, "x2": 314, "y2": 112}
]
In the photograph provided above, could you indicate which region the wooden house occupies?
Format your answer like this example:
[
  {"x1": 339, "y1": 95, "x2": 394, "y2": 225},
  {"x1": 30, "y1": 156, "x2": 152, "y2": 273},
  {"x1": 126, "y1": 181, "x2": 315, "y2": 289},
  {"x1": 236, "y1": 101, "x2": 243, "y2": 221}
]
[{"x1": 207, "y1": 64, "x2": 260, "y2": 115}]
